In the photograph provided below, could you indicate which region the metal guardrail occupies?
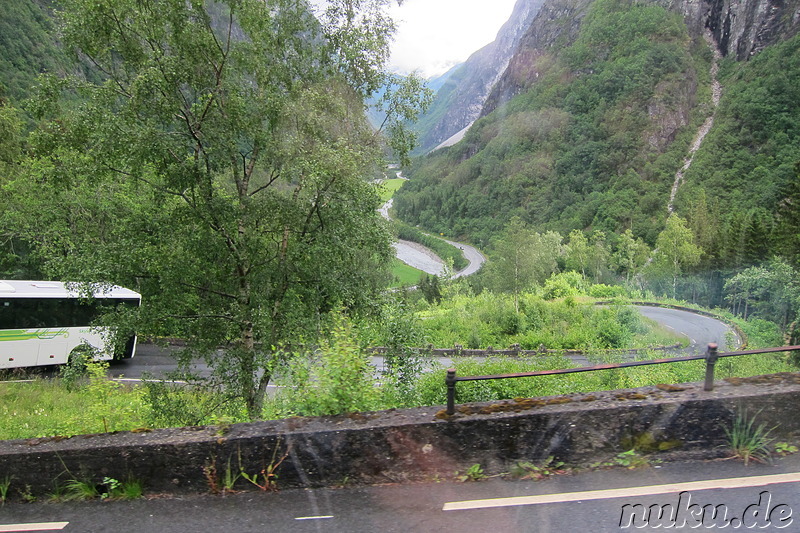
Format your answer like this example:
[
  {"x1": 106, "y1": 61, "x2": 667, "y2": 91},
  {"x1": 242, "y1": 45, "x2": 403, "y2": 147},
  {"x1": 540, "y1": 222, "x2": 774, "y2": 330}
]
[{"x1": 444, "y1": 344, "x2": 800, "y2": 416}]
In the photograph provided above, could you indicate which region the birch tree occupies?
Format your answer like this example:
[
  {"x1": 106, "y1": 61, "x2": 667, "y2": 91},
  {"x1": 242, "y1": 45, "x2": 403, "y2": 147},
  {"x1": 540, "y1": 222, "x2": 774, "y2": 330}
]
[
  {"x1": 10, "y1": 0, "x2": 427, "y2": 418},
  {"x1": 650, "y1": 214, "x2": 703, "y2": 299}
]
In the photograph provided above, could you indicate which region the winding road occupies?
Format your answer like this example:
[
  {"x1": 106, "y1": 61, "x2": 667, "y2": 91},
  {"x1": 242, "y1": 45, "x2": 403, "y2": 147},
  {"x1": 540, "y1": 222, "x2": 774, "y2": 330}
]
[
  {"x1": 442, "y1": 238, "x2": 486, "y2": 279},
  {"x1": 392, "y1": 239, "x2": 447, "y2": 276},
  {"x1": 111, "y1": 182, "x2": 734, "y2": 381},
  {"x1": 635, "y1": 305, "x2": 739, "y2": 353},
  {"x1": 379, "y1": 198, "x2": 486, "y2": 277}
]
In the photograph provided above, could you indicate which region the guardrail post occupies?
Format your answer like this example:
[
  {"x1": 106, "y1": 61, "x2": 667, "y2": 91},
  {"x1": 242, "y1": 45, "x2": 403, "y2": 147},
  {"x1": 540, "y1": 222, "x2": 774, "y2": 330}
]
[
  {"x1": 446, "y1": 368, "x2": 457, "y2": 415},
  {"x1": 704, "y1": 343, "x2": 719, "y2": 391}
]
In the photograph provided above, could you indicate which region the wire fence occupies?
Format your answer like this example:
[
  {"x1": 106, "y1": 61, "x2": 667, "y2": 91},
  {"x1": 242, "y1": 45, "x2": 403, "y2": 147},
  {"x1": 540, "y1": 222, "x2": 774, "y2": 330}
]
[{"x1": 444, "y1": 344, "x2": 800, "y2": 415}]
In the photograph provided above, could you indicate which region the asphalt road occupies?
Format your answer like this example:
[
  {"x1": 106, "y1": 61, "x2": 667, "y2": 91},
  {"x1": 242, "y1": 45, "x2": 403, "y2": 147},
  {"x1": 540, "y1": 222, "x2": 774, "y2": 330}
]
[
  {"x1": 393, "y1": 239, "x2": 446, "y2": 276},
  {"x1": 444, "y1": 238, "x2": 486, "y2": 278},
  {"x1": 2, "y1": 450, "x2": 799, "y2": 532},
  {"x1": 634, "y1": 306, "x2": 738, "y2": 353},
  {"x1": 108, "y1": 342, "x2": 212, "y2": 380}
]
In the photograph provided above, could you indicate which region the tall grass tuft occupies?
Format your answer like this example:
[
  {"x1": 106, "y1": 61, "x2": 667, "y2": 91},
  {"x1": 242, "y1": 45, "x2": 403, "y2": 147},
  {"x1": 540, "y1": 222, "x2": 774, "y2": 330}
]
[{"x1": 724, "y1": 410, "x2": 774, "y2": 466}]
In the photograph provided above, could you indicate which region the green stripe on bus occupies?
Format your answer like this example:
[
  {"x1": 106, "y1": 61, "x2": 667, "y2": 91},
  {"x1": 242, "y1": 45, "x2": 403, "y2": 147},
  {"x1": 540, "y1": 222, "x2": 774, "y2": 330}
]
[{"x1": 0, "y1": 329, "x2": 69, "y2": 341}]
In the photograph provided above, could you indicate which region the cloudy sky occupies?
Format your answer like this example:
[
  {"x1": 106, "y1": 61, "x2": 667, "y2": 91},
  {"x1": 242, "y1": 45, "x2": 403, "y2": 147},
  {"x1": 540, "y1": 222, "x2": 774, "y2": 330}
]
[{"x1": 387, "y1": 0, "x2": 517, "y2": 78}]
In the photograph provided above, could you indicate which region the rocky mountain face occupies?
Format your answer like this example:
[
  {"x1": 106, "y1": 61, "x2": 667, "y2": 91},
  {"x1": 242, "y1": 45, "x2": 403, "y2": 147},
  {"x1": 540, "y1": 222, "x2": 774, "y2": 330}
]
[
  {"x1": 414, "y1": 0, "x2": 799, "y2": 155},
  {"x1": 705, "y1": 0, "x2": 800, "y2": 59},
  {"x1": 478, "y1": 0, "x2": 702, "y2": 157},
  {"x1": 395, "y1": 0, "x2": 800, "y2": 256},
  {"x1": 412, "y1": 0, "x2": 546, "y2": 154},
  {"x1": 482, "y1": 0, "x2": 800, "y2": 119},
  {"x1": 481, "y1": 0, "x2": 594, "y2": 119},
  {"x1": 473, "y1": 0, "x2": 800, "y2": 170}
]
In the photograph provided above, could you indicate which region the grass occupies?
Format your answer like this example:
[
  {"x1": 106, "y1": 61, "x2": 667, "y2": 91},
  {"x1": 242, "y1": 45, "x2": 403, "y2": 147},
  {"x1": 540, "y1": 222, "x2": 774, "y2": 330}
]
[
  {"x1": 377, "y1": 178, "x2": 406, "y2": 203},
  {"x1": 55, "y1": 476, "x2": 143, "y2": 501},
  {"x1": 724, "y1": 411, "x2": 775, "y2": 466},
  {"x1": 0, "y1": 475, "x2": 11, "y2": 504},
  {"x1": 390, "y1": 258, "x2": 424, "y2": 287},
  {"x1": 410, "y1": 348, "x2": 796, "y2": 407},
  {"x1": 0, "y1": 376, "x2": 148, "y2": 440},
  {"x1": 635, "y1": 316, "x2": 689, "y2": 347},
  {"x1": 1, "y1": 348, "x2": 795, "y2": 442},
  {"x1": 417, "y1": 294, "x2": 688, "y2": 351},
  {"x1": 0, "y1": 299, "x2": 797, "y2": 442}
]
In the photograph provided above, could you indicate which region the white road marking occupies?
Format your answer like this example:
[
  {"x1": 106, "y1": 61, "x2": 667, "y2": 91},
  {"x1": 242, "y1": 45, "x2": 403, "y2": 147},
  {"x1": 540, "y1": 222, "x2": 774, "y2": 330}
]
[
  {"x1": 294, "y1": 515, "x2": 334, "y2": 521},
  {"x1": 443, "y1": 472, "x2": 800, "y2": 511},
  {"x1": 0, "y1": 523, "x2": 69, "y2": 532}
]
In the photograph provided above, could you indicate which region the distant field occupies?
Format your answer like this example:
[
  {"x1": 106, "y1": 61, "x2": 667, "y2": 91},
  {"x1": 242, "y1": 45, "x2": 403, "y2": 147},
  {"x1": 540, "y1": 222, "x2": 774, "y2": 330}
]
[
  {"x1": 378, "y1": 178, "x2": 406, "y2": 203},
  {"x1": 381, "y1": 177, "x2": 424, "y2": 287},
  {"x1": 390, "y1": 258, "x2": 423, "y2": 287}
]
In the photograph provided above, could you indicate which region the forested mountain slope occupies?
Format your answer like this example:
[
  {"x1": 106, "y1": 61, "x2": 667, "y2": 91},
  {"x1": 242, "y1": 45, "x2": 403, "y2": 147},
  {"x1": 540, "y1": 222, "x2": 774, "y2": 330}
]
[
  {"x1": 395, "y1": 0, "x2": 800, "y2": 268},
  {"x1": 0, "y1": 0, "x2": 76, "y2": 105},
  {"x1": 398, "y1": 0, "x2": 705, "y2": 244},
  {"x1": 678, "y1": 35, "x2": 800, "y2": 269}
]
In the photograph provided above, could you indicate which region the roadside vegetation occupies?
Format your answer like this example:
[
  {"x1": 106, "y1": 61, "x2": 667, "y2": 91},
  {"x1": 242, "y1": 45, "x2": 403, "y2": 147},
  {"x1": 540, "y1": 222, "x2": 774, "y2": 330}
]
[
  {"x1": 415, "y1": 291, "x2": 678, "y2": 350},
  {"x1": 2, "y1": 152, "x2": 798, "y2": 440},
  {"x1": 1, "y1": 362, "x2": 148, "y2": 440},
  {"x1": 2, "y1": 273, "x2": 795, "y2": 441}
]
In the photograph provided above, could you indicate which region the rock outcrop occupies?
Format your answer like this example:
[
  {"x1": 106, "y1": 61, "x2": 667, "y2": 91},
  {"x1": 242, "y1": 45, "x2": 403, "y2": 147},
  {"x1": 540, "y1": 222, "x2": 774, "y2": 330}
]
[
  {"x1": 481, "y1": 0, "x2": 595, "y2": 118},
  {"x1": 705, "y1": 0, "x2": 800, "y2": 59}
]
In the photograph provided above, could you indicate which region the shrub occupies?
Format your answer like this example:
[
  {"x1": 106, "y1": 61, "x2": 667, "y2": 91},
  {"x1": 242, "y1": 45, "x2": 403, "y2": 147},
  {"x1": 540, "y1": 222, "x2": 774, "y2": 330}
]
[
  {"x1": 272, "y1": 319, "x2": 378, "y2": 417},
  {"x1": 541, "y1": 272, "x2": 585, "y2": 299},
  {"x1": 589, "y1": 283, "x2": 628, "y2": 298}
]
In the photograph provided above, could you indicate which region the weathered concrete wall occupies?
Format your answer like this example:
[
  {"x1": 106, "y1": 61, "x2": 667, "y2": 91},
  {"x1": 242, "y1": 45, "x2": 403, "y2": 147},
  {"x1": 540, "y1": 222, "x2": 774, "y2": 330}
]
[{"x1": 2, "y1": 373, "x2": 799, "y2": 497}]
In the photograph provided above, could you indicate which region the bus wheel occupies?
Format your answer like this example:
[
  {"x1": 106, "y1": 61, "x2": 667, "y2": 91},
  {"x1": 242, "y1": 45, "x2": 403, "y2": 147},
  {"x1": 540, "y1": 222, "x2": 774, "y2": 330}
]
[{"x1": 61, "y1": 344, "x2": 95, "y2": 388}]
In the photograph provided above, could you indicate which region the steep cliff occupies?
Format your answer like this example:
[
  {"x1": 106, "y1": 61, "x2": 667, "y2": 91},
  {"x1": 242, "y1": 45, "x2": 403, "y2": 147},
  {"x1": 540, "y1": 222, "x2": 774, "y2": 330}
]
[
  {"x1": 412, "y1": 0, "x2": 546, "y2": 154},
  {"x1": 481, "y1": 0, "x2": 595, "y2": 118},
  {"x1": 706, "y1": 0, "x2": 800, "y2": 59}
]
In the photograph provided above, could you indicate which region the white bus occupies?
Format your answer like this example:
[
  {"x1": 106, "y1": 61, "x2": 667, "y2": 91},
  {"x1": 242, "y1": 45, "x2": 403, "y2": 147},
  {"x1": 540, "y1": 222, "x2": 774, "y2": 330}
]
[{"x1": 0, "y1": 280, "x2": 141, "y2": 370}]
